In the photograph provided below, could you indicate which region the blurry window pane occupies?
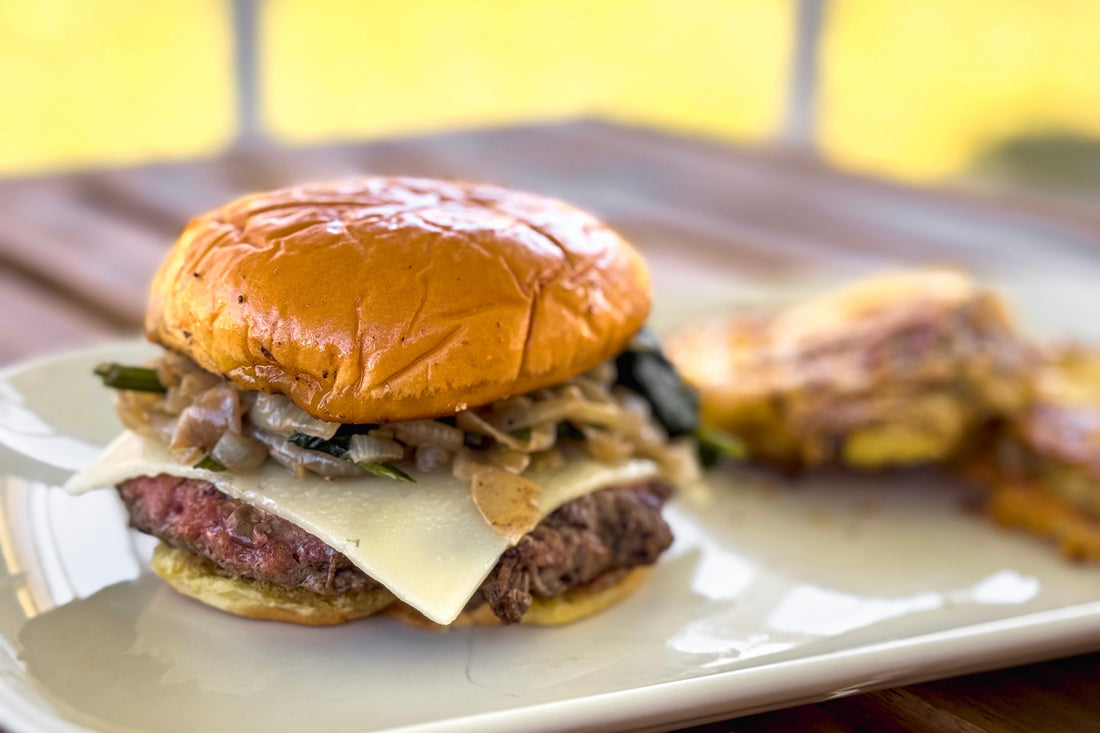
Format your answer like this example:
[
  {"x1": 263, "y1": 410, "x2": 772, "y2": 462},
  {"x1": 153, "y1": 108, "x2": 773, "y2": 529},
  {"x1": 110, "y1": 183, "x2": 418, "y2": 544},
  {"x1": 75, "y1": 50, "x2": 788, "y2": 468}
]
[
  {"x1": 262, "y1": 0, "x2": 794, "y2": 144},
  {"x1": 0, "y1": 0, "x2": 234, "y2": 175}
]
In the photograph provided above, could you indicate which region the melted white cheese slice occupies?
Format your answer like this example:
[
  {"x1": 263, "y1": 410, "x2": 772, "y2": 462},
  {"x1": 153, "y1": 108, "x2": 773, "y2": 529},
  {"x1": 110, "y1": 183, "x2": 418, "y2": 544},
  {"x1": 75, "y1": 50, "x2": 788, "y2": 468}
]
[{"x1": 65, "y1": 431, "x2": 661, "y2": 625}]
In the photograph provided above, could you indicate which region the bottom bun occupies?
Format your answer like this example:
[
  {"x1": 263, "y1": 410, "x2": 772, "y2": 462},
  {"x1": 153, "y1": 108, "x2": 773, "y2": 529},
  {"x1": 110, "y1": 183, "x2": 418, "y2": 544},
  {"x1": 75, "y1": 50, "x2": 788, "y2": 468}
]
[
  {"x1": 986, "y1": 479, "x2": 1100, "y2": 561},
  {"x1": 150, "y1": 543, "x2": 396, "y2": 625},
  {"x1": 387, "y1": 567, "x2": 650, "y2": 631}
]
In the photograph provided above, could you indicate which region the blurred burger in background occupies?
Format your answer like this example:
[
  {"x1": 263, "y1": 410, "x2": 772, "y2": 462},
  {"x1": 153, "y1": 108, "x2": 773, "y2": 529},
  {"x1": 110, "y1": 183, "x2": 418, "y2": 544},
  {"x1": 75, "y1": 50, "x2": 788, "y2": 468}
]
[{"x1": 668, "y1": 270, "x2": 1035, "y2": 470}]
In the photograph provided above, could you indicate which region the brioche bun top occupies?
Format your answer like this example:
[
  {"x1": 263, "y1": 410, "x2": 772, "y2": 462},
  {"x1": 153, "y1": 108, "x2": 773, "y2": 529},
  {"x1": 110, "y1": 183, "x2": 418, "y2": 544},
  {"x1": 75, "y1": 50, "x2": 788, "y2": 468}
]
[{"x1": 146, "y1": 177, "x2": 650, "y2": 423}]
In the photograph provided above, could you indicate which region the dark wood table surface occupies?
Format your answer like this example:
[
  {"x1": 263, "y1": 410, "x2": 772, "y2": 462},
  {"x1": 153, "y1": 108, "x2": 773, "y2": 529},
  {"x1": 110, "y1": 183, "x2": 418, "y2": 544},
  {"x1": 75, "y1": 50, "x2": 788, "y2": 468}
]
[{"x1": 2, "y1": 120, "x2": 1099, "y2": 732}]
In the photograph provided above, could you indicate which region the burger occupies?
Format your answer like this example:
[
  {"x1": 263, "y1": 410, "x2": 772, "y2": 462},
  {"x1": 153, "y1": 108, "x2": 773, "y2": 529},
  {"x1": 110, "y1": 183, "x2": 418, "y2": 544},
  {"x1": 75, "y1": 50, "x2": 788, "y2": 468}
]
[
  {"x1": 667, "y1": 270, "x2": 1034, "y2": 470},
  {"x1": 965, "y1": 347, "x2": 1100, "y2": 560},
  {"x1": 65, "y1": 177, "x2": 701, "y2": 628}
]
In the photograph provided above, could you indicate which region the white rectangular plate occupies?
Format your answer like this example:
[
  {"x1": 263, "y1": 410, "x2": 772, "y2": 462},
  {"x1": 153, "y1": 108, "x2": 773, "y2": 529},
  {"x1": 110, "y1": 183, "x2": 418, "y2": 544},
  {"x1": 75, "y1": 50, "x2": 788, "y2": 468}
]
[{"x1": 3, "y1": 269, "x2": 1100, "y2": 733}]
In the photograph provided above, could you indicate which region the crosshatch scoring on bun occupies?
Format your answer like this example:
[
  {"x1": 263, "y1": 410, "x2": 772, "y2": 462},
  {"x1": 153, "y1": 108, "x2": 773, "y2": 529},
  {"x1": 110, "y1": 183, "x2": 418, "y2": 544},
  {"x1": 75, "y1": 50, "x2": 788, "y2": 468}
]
[{"x1": 146, "y1": 177, "x2": 651, "y2": 424}]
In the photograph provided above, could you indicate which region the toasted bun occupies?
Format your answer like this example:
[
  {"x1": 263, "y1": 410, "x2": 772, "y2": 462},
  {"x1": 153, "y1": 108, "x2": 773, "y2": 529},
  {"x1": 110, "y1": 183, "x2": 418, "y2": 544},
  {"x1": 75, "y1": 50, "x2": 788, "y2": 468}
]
[
  {"x1": 387, "y1": 567, "x2": 649, "y2": 631},
  {"x1": 150, "y1": 543, "x2": 395, "y2": 625},
  {"x1": 985, "y1": 478, "x2": 1100, "y2": 561},
  {"x1": 146, "y1": 178, "x2": 650, "y2": 423}
]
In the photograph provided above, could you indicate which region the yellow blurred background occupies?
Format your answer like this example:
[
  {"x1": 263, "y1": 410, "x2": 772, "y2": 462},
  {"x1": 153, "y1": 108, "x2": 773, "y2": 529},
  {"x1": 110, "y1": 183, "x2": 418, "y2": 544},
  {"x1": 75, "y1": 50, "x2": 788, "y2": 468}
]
[{"x1": 1, "y1": 0, "x2": 1098, "y2": 185}]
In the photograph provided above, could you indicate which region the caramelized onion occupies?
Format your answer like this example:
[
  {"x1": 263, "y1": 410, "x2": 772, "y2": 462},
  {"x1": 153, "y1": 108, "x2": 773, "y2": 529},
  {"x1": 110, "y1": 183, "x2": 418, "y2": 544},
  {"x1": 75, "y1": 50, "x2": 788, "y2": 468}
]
[
  {"x1": 347, "y1": 433, "x2": 406, "y2": 463},
  {"x1": 154, "y1": 351, "x2": 201, "y2": 390},
  {"x1": 163, "y1": 371, "x2": 222, "y2": 414},
  {"x1": 656, "y1": 437, "x2": 702, "y2": 485},
  {"x1": 452, "y1": 447, "x2": 481, "y2": 481},
  {"x1": 487, "y1": 398, "x2": 640, "y2": 436},
  {"x1": 415, "y1": 444, "x2": 452, "y2": 473},
  {"x1": 250, "y1": 429, "x2": 361, "y2": 479},
  {"x1": 249, "y1": 393, "x2": 339, "y2": 439},
  {"x1": 392, "y1": 420, "x2": 464, "y2": 451},
  {"x1": 455, "y1": 411, "x2": 529, "y2": 451},
  {"x1": 488, "y1": 445, "x2": 531, "y2": 474},
  {"x1": 211, "y1": 430, "x2": 268, "y2": 473},
  {"x1": 528, "y1": 449, "x2": 565, "y2": 473},
  {"x1": 170, "y1": 384, "x2": 241, "y2": 461},
  {"x1": 580, "y1": 426, "x2": 634, "y2": 463},
  {"x1": 112, "y1": 351, "x2": 698, "y2": 485}
]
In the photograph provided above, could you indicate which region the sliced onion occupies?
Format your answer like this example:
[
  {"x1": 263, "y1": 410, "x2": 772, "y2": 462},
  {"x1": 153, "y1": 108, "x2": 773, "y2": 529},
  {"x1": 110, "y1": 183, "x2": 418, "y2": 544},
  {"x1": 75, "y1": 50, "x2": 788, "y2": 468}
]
[
  {"x1": 528, "y1": 449, "x2": 565, "y2": 473},
  {"x1": 154, "y1": 351, "x2": 201, "y2": 390},
  {"x1": 524, "y1": 423, "x2": 558, "y2": 452},
  {"x1": 121, "y1": 352, "x2": 692, "y2": 484},
  {"x1": 392, "y1": 420, "x2": 464, "y2": 451},
  {"x1": 584, "y1": 360, "x2": 617, "y2": 386},
  {"x1": 171, "y1": 384, "x2": 241, "y2": 458},
  {"x1": 657, "y1": 437, "x2": 702, "y2": 484},
  {"x1": 452, "y1": 447, "x2": 481, "y2": 481},
  {"x1": 211, "y1": 430, "x2": 268, "y2": 473},
  {"x1": 572, "y1": 375, "x2": 615, "y2": 403},
  {"x1": 415, "y1": 444, "x2": 452, "y2": 473},
  {"x1": 456, "y1": 411, "x2": 529, "y2": 451},
  {"x1": 147, "y1": 413, "x2": 179, "y2": 448},
  {"x1": 163, "y1": 371, "x2": 223, "y2": 414},
  {"x1": 115, "y1": 390, "x2": 161, "y2": 434},
  {"x1": 347, "y1": 433, "x2": 405, "y2": 463},
  {"x1": 489, "y1": 397, "x2": 640, "y2": 435},
  {"x1": 250, "y1": 428, "x2": 361, "y2": 479},
  {"x1": 248, "y1": 393, "x2": 339, "y2": 439},
  {"x1": 488, "y1": 446, "x2": 530, "y2": 474},
  {"x1": 613, "y1": 385, "x2": 653, "y2": 420},
  {"x1": 580, "y1": 426, "x2": 634, "y2": 463}
]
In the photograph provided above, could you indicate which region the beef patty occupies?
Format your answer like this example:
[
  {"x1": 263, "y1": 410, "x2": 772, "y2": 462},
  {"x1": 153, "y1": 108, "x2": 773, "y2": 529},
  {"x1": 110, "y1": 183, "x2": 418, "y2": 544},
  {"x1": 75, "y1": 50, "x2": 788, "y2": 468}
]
[{"x1": 118, "y1": 475, "x2": 674, "y2": 624}]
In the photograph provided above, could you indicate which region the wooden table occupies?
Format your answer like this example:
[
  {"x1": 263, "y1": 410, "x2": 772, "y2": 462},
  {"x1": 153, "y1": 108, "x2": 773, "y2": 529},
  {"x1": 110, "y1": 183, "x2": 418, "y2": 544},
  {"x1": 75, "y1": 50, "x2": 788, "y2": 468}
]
[{"x1": 2, "y1": 120, "x2": 1099, "y2": 731}]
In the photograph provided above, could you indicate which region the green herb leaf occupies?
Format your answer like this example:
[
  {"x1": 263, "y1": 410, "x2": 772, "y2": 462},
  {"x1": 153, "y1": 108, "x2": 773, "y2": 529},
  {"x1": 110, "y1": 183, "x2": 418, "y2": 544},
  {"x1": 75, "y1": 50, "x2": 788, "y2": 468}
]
[
  {"x1": 356, "y1": 461, "x2": 415, "y2": 482},
  {"x1": 510, "y1": 427, "x2": 533, "y2": 441},
  {"x1": 695, "y1": 426, "x2": 747, "y2": 468},
  {"x1": 288, "y1": 432, "x2": 350, "y2": 458},
  {"x1": 194, "y1": 454, "x2": 227, "y2": 471},
  {"x1": 94, "y1": 363, "x2": 167, "y2": 393},
  {"x1": 614, "y1": 330, "x2": 699, "y2": 436}
]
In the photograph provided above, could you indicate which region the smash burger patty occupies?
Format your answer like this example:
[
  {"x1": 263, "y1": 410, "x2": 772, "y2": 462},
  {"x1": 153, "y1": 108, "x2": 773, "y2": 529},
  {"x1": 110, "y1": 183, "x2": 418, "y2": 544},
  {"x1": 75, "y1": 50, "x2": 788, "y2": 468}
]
[
  {"x1": 120, "y1": 475, "x2": 673, "y2": 624},
  {"x1": 67, "y1": 176, "x2": 701, "y2": 628}
]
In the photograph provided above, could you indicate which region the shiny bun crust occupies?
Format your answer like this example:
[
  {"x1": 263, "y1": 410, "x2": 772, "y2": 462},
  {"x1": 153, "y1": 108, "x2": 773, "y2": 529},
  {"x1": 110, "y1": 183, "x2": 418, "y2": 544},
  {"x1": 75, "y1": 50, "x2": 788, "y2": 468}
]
[
  {"x1": 146, "y1": 177, "x2": 651, "y2": 423},
  {"x1": 386, "y1": 567, "x2": 649, "y2": 630},
  {"x1": 150, "y1": 543, "x2": 395, "y2": 625}
]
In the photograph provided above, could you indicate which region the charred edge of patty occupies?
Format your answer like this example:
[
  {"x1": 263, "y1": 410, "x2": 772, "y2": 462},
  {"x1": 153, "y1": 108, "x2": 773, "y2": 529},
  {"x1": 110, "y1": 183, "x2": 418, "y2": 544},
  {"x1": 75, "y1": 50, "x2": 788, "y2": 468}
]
[{"x1": 118, "y1": 475, "x2": 674, "y2": 624}]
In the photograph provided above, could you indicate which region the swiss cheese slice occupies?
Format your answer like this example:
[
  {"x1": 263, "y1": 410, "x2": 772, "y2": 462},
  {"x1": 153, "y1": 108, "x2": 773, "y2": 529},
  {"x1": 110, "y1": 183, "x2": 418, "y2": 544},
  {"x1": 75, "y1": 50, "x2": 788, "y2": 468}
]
[{"x1": 65, "y1": 431, "x2": 661, "y2": 625}]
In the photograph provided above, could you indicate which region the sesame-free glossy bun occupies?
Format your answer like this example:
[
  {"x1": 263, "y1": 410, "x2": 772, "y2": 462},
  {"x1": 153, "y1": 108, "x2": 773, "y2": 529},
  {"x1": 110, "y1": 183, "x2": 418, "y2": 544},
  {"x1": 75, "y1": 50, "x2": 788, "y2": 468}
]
[{"x1": 146, "y1": 178, "x2": 650, "y2": 423}]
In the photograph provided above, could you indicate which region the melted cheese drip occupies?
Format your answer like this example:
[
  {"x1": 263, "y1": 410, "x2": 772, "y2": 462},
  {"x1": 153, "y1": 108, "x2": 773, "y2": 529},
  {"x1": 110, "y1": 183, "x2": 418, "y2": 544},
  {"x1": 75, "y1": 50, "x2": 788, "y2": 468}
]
[{"x1": 65, "y1": 431, "x2": 661, "y2": 624}]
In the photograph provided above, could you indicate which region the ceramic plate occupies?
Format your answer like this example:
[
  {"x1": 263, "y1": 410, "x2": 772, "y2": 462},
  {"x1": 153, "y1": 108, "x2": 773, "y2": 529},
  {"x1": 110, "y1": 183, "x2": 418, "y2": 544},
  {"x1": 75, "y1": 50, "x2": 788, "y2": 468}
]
[{"x1": 4, "y1": 315, "x2": 1100, "y2": 732}]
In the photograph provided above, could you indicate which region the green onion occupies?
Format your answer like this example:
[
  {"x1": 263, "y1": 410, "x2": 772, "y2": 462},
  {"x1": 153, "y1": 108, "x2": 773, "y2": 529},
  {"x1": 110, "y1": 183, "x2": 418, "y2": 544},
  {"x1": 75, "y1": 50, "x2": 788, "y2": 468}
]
[
  {"x1": 356, "y1": 461, "x2": 414, "y2": 482},
  {"x1": 510, "y1": 427, "x2": 533, "y2": 441},
  {"x1": 194, "y1": 455, "x2": 227, "y2": 471},
  {"x1": 695, "y1": 426, "x2": 747, "y2": 468},
  {"x1": 94, "y1": 363, "x2": 166, "y2": 393},
  {"x1": 614, "y1": 329, "x2": 699, "y2": 437}
]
